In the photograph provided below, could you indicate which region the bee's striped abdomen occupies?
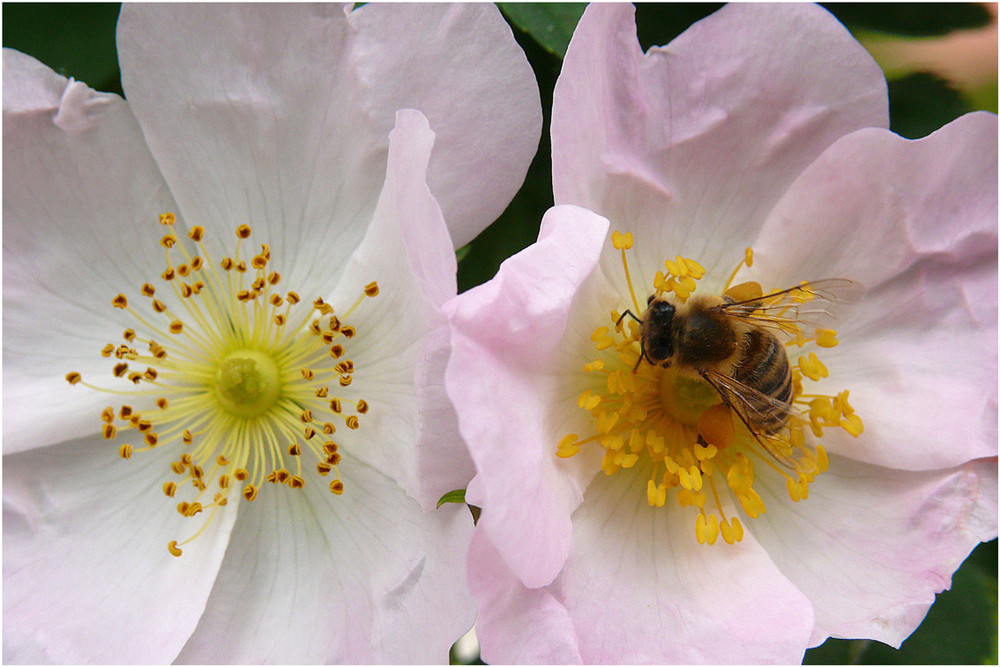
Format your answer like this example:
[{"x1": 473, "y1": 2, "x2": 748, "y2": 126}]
[{"x1": 732, "y1": 328, "x2": 792, "y2": 434}]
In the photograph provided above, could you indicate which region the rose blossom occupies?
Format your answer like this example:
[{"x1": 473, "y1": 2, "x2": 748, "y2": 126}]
[
  {"x1": 446, "y1": 4, "x2": 997, "y2": 663},
  {"x1": 3, "y1": 3, "x2": 540, "y2": 663}
]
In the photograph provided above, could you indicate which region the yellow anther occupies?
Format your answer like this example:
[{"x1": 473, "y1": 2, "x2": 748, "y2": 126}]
[
  {"x1": 557, "y1": 433, "x2": 581, "y2": 458},
  {"x1": 364, "y1": 281, "x2": 379, "y2": 297},
  {"x1": 356, "y1": 400, "x2": 369, "y2": 414},
  {"x1": 798, "y1": 352, "x2": 828, "y2": 381},
  {"x1": 724, "y1": 281, "x2": 763, "y2": 303},
  {"x1": 167, "y1": 540, "x2": 183, "y2": 557},
  {"x1": 841, "y1": 413, "x2": 864, "y2": 436},
  {"x1": 118, "y1": 443, "x2": 133, "y2": 459},
  {"x1": 329, "y1": 480, "x2": 344, "y2": 495},
  {"x1": 744, "y1": 247, "x2": 754, "y2": 267},
  {"x1": 696, "y1": 512, "x2": 719, "y2": 545},
  {"x1": 720, "y1": 517, "x2": 744, "y2": 544},
  {"x1": 160, "y1": 234, "x2": 177, "y2": 248},
  {"x1": 236, "y1": 225, "x2": 252, "y2": 239},
  {"x1": 815, "y1": 329, "x2": 839, "y2": 348},
  {"x1": 611, "y1": 231, "x2": 634, "y2": 249},
  {"x1": 345, "y1": 416, "x2": 360, "y2": 430},
  {"x1": 112, "y1": 294, "x2": 128, "y2": 309}
]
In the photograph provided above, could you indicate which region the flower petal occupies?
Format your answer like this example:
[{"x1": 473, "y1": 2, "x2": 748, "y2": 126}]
[
  {"x1": 174, "y1": 454, "x2": 475, "y2": 663},
  {"x1": 3, "y1": 436, "x2": 237, "y2": 663},
  {"x1": 552, "y1": 3, "x2": 888, "y2": 291},
  {"x1": 116, "y1": 3, "x2": 539, "y2": 299},
  {"x1": 351, "y1": 3, "x2": 542, "y2": 248},
  {"x1": 750, "y1": 453, "x2": 998, "y2": 648},
  {"x1": 446, "y1": 205, "x2": 612, "y2": 588},
  {"x1": 552, "y1": 465, "x2": 815, "y2": 664},
  {"x1": 750, "y1": 112, "x2": 998, "y2": 470},
  {"x1": 467, "y1": 529, "x2": 583, "y2": 664},
  {"x1": 324, "y1": 109, "x2": 471, "y2": 507},
  {"x1": 2, "y1": 51, "x2": 180, "y2": 454}
]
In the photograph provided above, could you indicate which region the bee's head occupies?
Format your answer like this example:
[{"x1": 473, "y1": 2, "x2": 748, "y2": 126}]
[{"x1": 643, "y1": 297, "x2": 676, "y2": 363}]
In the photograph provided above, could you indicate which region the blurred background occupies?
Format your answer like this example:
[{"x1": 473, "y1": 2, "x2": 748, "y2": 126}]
[{"x1": 4, "y1": 3, "x2": 997, "y2": 664}]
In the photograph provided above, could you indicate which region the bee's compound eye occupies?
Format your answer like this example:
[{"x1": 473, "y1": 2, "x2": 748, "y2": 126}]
[{"x1": 646, "y1": 294, "x2": 655, "y2": 305}]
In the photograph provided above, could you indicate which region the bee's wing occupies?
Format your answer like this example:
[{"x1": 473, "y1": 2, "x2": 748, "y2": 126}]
[
  {"x1": 719, "y1": 278, "x2": 864, "y2": 337},
  {"x1": 701, "y1": 369, "x2": 792, "y2": 431}
]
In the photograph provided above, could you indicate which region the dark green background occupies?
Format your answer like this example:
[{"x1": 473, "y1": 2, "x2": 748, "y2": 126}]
[{"x1": 4, "y1": 3, "x2": 997, "y2": 664}]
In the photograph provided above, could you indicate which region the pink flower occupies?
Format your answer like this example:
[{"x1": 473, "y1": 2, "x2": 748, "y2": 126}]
[
  {"x1": 3, "y1": 4, "x2": 540, "y2": 663},
  {"x1": 447, "y1": 4, "x2": 997, "y2": 663}
]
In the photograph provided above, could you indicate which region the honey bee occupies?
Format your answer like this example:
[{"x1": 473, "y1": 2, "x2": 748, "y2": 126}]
[{"x1": 618, "y1": 280, "x2": 859, "y2": 436}]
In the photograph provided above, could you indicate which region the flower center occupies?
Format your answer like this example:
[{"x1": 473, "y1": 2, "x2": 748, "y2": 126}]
[
  {"x1": 214, "y1": 350, "x2": 281, "y2": 417},
  {"x1": 558, "y1": 230, "x2": 863, "y2": 546},
  {"x1": 66, "y1": 213, "x2": 379, "y2": 556}
]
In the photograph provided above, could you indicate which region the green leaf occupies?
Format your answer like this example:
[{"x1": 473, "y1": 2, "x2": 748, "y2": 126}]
[
  {"x1": 499, "y1": 3, "x2": 586, "y2": 58},
  {"x1": 437, "y1": 489, "x2": 466, "y2": 509}
]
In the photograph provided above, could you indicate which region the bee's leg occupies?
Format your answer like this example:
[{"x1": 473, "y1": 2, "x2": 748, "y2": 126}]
[
  {"x1": 615, "y1": 308, "x2": 640, "y2": 331},
  {"x1": 632, "y1": 340, "x2": 648, "y2": 373}
]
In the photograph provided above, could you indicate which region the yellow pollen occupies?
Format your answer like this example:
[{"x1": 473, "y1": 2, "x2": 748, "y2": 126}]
[
  {"x1": 559, "y1": 232, "x2": 862, "y2": 547},
  {"x1": 66, "y1": 214, "x2": 381, "y2": 557}
]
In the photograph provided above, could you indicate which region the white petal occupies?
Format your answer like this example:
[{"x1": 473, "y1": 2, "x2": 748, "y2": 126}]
[
  {"x1": 751, "y1": 454, "x2": 997, "y2": 648},
  {"x1": 3, "y1": 51, "x2": 180, "y2": 454},
  {"x1": 3, "y1": 436, "x2": 237, "y2": 663},
  {"x1": 174, "y1": 454, "x2": 475, "y2": 663}
]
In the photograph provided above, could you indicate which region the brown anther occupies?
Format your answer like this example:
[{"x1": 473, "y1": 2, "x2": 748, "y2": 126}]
[
  {"x1": 169, "y1": 320, "x2": 184, "y2": 334},
  {"x1": 316, "y1": 462, "x2": 332, "y2": 476},
  {"x1": 273, "y1": 314, "x2": 286, "y2": 326},
  {"x1": 290, "y1": 476, "x2": 305, "y2": 489},
  {"x1": 188, "y1": 226, "x2": 205, "y2": 241},
  {"x1": 327, "y1": 452, "x2": 342, "y2": 466},
  {"x1": 145, "y1": 368, "x2": 159, "y2": 381},
  {"x1": 315, "y1": 386, "x2": 329, "y2": 398},
  {"x1": 137, "y1": 420, "x2": 153, "y2": 432},
  {"x1": 356, "y1": 400, "x2": 369, "y2": 414},
  {"x1": 152, "y1": 299, "x2": 166, "y2": 313},
  {"x1": 144, "y1": 432, "x2": 159, "y2": 446},
  {"x1": 159, "y1": 212, "x2": 176, "y2": 226},
  {"x1": 286, "y1": 291, "x2": 300, "y2": 304},
  {"x1": 161, "y1": 267, "x2": 176, "y2": 281},
  {"x1": 114, "y1": 345, "x2": 129, "y2": 359},
  {"x1": 102, "y1": 423, "x2": 117, "y2": 439},
  {"x1": 112, "y1": 294, "x2": 128, "y2": 309},
  {"x1": 123, "y1": 328, "x2": 137, "y2": 342},
  {"x1": 322, "y1": 332, "x2": 335, "y2": 344},
  {"x1": 251, "y1": 278, "x2": 265, "y2": 291},
  {"x1": 156, "y1": 397, "x2": 169, "y2": 409},
  {"x1": 171, "y1": 461, "x2": 186, "y2": 474},
  {"x1": 177, "y1": 264, "x2": 191, "y2": 277},
  {"x1": 251, "y1": 255, "x2": 267, "y2": 269},
  {"x1": 236, "y1": 261, "x2": 247, "y2": 273},
  {"x1": 127, "y1": 372, "x2": 143, "y2": 384},
  {"x1": 236, "y1": 224, "x2": 252, "y2": 239},
  {"x1": 237, "y1": 290, "x2": 250, "y2": 301},
  {"x1": 364, "y1": 281, "x2": 379, "y2": 297},
  {"x1": 216, "y1": 455, "x2": 230, "y2": 466},
  {"x1": 322, "y1": 423, "x2": 335, "y2": 434},
  {"x1": 328, "y1": 316, "x2": 341, "y2": 332},
  {"x1": 113, "y1": 363, "x2": 129, "y2": 377},
  {"x1": 275, "y1": 469, "x2": 290, "y2": 483},
  {"x1": 180, "y1": 453, "x2": 193, "y2": 466},
  {"x1": 221, "y1": 257, "x2": 235, "y2": 271},
  {"x1": 101, "y1": 343, "x2": 115, "y2": 357},
  {"x1": 345, "y1": 416, "x2": 360, "y2": 430},
  {"x1": 329, "y1": 399, "x2": 342, "y2": 413},
  {"x1": 330, "y1": 345, "x2": 344, "y2": 358},
  {"x1": 101, "y1": 407, "x2": 115, "y2": 423},
  {"x1": 329, "y1": 480, "x2": 344, "y2": 495},
  {"x1": 335, "y1": 360, "x2": 354, "y2": 375},
  {"x1": 288, "y1": 443, "x2": 302, "y2": 456},
  {"x1": 191, "y1": 465, "x2": 205, "y2": 480},
  {"x1": 339, "y1": 375, "x2": 353, "y2": 387},
  {"x1": 192, "y1": 281, "x2": 205, "y2": 293},
  {"x1": 260, "y1": 243, "x2": 271, "y2": 259},
  {"x1": 160, "y1": 234, "x2": 177, "y2": 248},
  {"x1": 303, "y1": 427, "x2": 316, "y2": 440},
  {"x1": 129, "y1": 414, "x2": 141, "y2": 427},
  {"x1": 243, "y1": 484, "x2": 258, "y2": 501},
  {"x1": 266, "y1": 471, "x2": 278, "y2": 483},
  {"x1": 218, "y1": 475, "x2": 231, "y2": 489},
  {"x1": 119, "y1": 405, "x2": 133, "y2": 419},
  {"x1": 216, "y1": 495, "x2": 228, "y2": 507},
  {"x1": 269, "y1": 294, "x2": 283, "y2": 307},
  {"x1": 141, "y1": 283, "x2": 155, "y2": 297},
  {"x1": 267, "y1": 271, "x2": 281, "y2": 285},
  {"x1": 323, "y1": 441, "x2": 338, "y2": 455},
  {"x1": 309, "y1": 319, "x2": 322, "y2": 335},
  {"x1": 300, "y1": 410, "x2": 313, "y2": 423},
  {"x1": 182, "y1": 429, "x2": 193, "y2": 444},
  {"x1": 65, "y1": 371, "x2": 82, "y2": 385},
  {"x1": 341, "y1": 326, "x2": 356, "y2": 338},
  {"x1": 234, "y1": 468, "x2": 249, "y2": 481},
  {"x1": 167, "y1": 541, "x2": 182, "y2": 557},
  {"x1": 185, "y1": 502, "x2": 203, "y2": 517},
  {"x1": 191, "y1": 256, "x2": 203, "y2": 270},
  {"x1": 177, "y1": 501, "x2": 190, "y2": 515},
  {"x1": 163, "y1": 481, "x2": 177, "y2": 497},
  {"x1": 301, "y1": 368, "x2": 314, "y2": 380}
]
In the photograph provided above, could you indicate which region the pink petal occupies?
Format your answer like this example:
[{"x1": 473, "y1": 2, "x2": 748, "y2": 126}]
[
  {"x1": 445, "y1": 205, "x2": 610, "y2": 587},
  {"x1": 3, "y1": 437, "x2": 237, "y2": 663},
  {"x1": 750, "y1": 112, "x2": 997, "y2": 470},
  {"x1": 3, "y1": 52, "x2": 180, "y2": 454},
  {"x1": 552, "y1": 3, "x2": 888, "y2": 289},
  {"x1": 555, "y1": 466, "x2": 814, "y2": 664},
  {"x1": 750, "y1": 454, "x2": 997, "y2": 648},
  {"x1": 175, "y1": 454, "x2": 474, "y2": 663},
  {"x1": 467, "y1": 529, "x2": 583, "y2": 664}
]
